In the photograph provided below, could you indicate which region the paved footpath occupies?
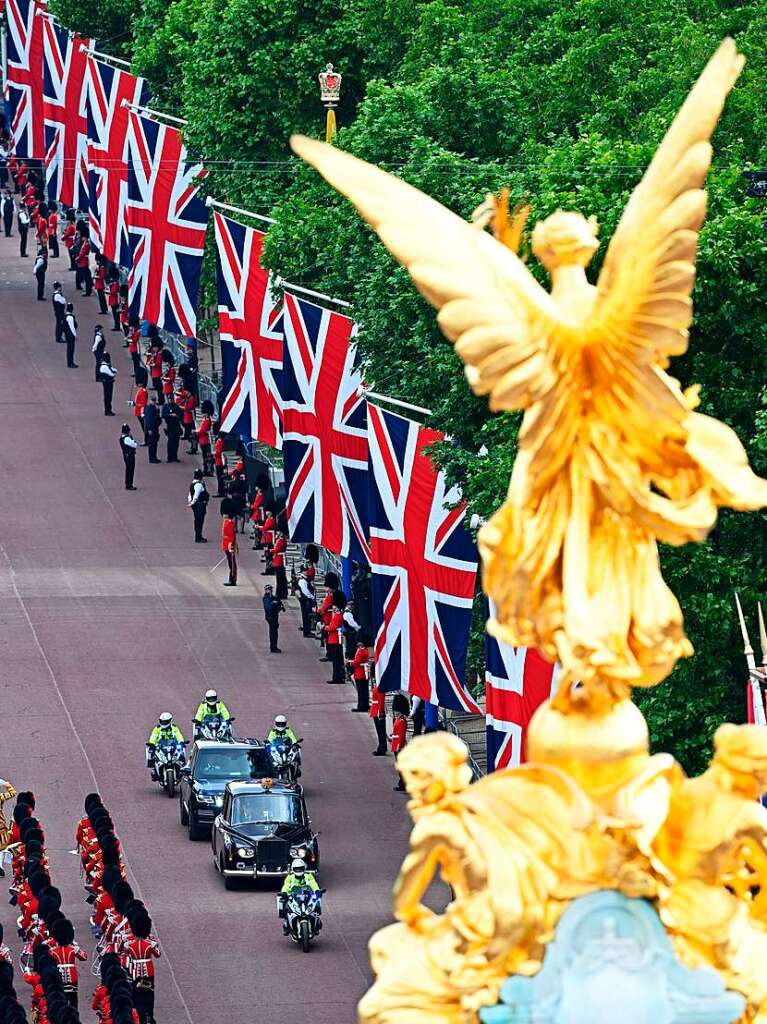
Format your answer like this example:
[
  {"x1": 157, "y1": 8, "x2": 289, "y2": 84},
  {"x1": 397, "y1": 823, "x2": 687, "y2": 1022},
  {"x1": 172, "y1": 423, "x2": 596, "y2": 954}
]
[{"x1": 0, "y1": 232, "x2": 414, "y2": 1023}]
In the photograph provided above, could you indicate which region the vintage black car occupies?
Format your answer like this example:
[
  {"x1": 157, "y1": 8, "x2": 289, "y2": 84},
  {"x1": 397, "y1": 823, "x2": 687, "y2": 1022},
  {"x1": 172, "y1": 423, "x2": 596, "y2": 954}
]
[
  {"x1": 179, "y1": 740, "x2": 275, "y2": 841},
  {"x1": 211, "y1": 780, "x2": 319, "y2": 888}
]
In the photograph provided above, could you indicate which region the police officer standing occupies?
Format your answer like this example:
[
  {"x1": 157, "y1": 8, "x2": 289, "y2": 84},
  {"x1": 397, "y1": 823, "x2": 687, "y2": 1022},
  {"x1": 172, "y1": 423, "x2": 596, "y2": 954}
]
[
  {"x1": 33, "y1": 246, "x2": 47, "y2": 300},
  {"x1": 51, "y1": 282, "x2": 66, "y2": 343},
  {"x1": 120, "y1": 424, "x2": 138, "y2": 490},
  {"x1": 2, "y1": 192, "x2": 13, "y2": 237},
  {"x1": 262, "y1": 583, "x2": 284, "y2": 653},
  {"x1": 99, "y1": 353, "x2": 117, "y2": 416},
  {"x1": 64, "y1": 302, "x2": 78, "y2": 368},
  {"x1": 297, "y1": 570, "x2": 315, "y2": 638},
  {"x1": 187, "y1": 468, "x2": 209, "y2": 543},
  {"x1": 17, "y1": 202, "x2": 29, "y2": 257}
]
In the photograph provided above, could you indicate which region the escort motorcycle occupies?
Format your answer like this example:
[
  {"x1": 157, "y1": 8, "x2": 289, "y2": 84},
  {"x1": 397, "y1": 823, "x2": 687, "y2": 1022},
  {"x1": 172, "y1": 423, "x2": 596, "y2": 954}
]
[
  {"x1": 266, "y1": 737, "x2": 302, "y2": 784},
  {"x1": 193, "y1": 713, "x2": 235, "y2": 742},
  {"x1": 149, "y1": 738, "x2": 188, "y2": 798},
  {"x1": 279, "y1": 885, "x2": 323, "y2": 952}
]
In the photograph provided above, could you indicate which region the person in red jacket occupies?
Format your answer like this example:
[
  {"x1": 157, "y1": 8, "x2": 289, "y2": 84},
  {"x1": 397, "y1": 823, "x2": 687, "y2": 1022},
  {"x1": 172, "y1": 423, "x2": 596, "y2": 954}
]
[
  {"x1": 250, "y1": 487, "x2": 265, "y2": 548},
  {"x1": 181, "y1": 391, "x2": 197, "y2": 452},
  {"x1": 62, "y1": 218, "x2": 76, "y2": 271},
  {"x1": 323, "y1": 598, "x2": 345, "y2": 684},
  {"x1": 123, "y1": 917, "x2": 160, "y2": 1024},
  {"x1": 370, "y1": 675, "x2": 387, "y2": 755},
  {"x1": 161, "y1": 358, "x2": 176, "y2": 403},
  {"x1": 213, "y1": 434, "x2": 226, "y2": 496},
  {"x1": 348, "y1": 634, "x2": 371, "y2": 713},
  {"x1": 47, "y1": 203, "x2": 59, "y2": 258},
  {"x1": 76, "y1": 234, "x2": 92, "y2": 295},
  {"x1": 148, "y1": 346, "x2": 163, "y2": 403},
  {"x1": 107, "y1": 278, "x2": 120, "y2": 330},
  {"x1": 271, "y1": 530, "x2": 288, "y2": 598},
  {"x1": 94, "y1": 261, "x2": 108, "y2": 313},
  {"x1": 132, "y1": 383, "x2": 148, "y2": 438},
  {"x1": 49, "y1": 918, "x2": 88, "y2": 1009},
  {"x1": 196, "y1": 404, "x2": 213, "y2": 475},
  {"x1": 128, "y1": 327, "x2": 141, "y2": 377},
  {"x1": 260, "y1": 510, "x2": 275, "y2": 567},
  {"x1": 221, "y1": 511, "x2": 238, "y2": 587},
  {"x1": 391, "y1": 709, "x2": 408, "y2": 791}
]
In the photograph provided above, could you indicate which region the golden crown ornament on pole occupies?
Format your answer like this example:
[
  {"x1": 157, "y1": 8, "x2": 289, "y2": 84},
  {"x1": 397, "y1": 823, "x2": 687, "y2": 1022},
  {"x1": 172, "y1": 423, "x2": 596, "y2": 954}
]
[
  {"x1": 318, "y1": 62, "x2": 341, "y2": 144},
  {"x1": 293, "y1": 38, "x2": 767, "y2": 1024}
]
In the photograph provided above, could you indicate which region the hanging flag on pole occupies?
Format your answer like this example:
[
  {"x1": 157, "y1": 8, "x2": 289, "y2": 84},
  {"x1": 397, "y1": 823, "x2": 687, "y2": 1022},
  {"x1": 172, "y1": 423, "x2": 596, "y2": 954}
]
[
  {"x1": 368, "y1": 403, "x2": 479, "y2": 712},
  {"x1": 734, "y1": 592, "x2": 767, "y2": 727},
  {"x1": 281, "y1": 292, "x2": 369, "y2": 560},
  {"x1": 484, "y1": 616, "x2": 560, "y2": 770},
  {"x1": 86, "y1": 57, "x2": 149, "y2": 264},
  {"x1": 5, "y1": 0, "x2": 46, "y2": 159},
  {"x1": 124, "y1": 109, "x2": 207, "y2": 336},
  {"x1": 213, "y1": 210, "x2": 283, "y2": 449},
  {"x1": 41, "y1": 18, "x2": 92, "y2": 207}
]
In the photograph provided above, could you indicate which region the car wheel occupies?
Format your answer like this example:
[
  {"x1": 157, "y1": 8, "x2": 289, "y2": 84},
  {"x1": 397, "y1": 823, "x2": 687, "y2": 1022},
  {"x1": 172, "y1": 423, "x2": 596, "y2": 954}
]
[
  {"x1": 188, "y1": 811, "x2": 204, "y2": 841},
  {"x1": 179, "y1": 794, "x2": 189, "y2": 826},
  {"x1": 223, "y1": 860, "x2": 236, "y2": 891}
]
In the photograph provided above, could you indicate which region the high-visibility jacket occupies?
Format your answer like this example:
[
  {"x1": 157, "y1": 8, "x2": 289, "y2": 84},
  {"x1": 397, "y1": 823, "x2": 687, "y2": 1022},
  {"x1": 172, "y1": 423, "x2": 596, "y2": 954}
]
[
  {"x1": 267, "y1": 727, "x2": 298, "y2": 745},
  {"x1": 281, "y1": 871, "x2": 319, "y2": 894},
  {"x1": 148, "y1": 724, "x2": 184, "y2": 746},
  {"x1": 194, "y1": 700, "x2": 230, "y2": 722}
]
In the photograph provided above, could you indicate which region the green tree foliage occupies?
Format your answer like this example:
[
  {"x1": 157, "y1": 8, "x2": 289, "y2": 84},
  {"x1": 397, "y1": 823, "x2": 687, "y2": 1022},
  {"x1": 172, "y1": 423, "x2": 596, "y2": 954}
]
[{"x1": 50, "y1": 0, "x2": 767, "y2": 772}]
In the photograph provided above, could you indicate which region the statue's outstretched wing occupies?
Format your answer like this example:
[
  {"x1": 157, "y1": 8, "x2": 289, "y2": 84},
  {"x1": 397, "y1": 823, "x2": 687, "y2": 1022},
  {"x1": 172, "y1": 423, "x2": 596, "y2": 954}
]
[
  {"x1": 587, "y1": 39, "x2": 744, "y2": 362},
  {"x1": 290, "y1": 134, "x2": 563, "y2": 412}
]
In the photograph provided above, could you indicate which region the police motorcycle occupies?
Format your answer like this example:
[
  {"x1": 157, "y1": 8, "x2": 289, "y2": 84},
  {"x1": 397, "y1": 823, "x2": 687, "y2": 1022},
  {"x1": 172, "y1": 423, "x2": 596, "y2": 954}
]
[
  {"x1": 266, "y1": 736, "x2": 302, "y2": 784},
  {"x1": 193, "y1": 713, "x2": 235, "y2": 742},
  {"x1": 152, "y1": 737, "x2": 188, "y2": 798},
  {"x1": 278, "y1": 860, "x2": 324, "y2": 953}
]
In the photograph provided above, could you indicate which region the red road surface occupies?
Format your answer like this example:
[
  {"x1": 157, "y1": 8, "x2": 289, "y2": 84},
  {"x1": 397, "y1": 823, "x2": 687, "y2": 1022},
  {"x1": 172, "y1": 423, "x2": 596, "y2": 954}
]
[{"x1": 0, "y1": 231, "x2": 413, "y2": 1022}]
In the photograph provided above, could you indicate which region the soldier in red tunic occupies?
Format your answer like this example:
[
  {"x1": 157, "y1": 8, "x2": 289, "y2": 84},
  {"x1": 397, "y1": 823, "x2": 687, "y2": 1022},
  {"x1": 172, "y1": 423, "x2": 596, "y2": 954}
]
[
  {"x1": 324, "y1": 598, "x2": 346, "y2": 685},
  {"x1": 123, "y1": 913, "x2": 160, "y2": 1024},
  {"x1": 213, "y1": 434, "x2": 226, "y2": 496},
  {"x1": 221, "y1": 511, "x2": 238, "y2": 587},
  {"x1": 271, "y1": 530, "x2": 288, "y2": 598},
  {"x1": 48, "y1": 918, "x2": 87, "y2": 1009},
  {"x1": 391, "y1": 709, "x2": 408, "y2": 791}
]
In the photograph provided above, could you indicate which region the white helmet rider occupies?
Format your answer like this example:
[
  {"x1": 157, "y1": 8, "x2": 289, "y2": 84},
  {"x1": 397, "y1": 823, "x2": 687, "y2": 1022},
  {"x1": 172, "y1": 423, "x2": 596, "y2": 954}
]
[
  {"x1": 290, "y1": 858, "x2": 307, "y2": 878},
  {"x1": 273, "y1": 714, "x2": 288, "y2": 733},
  {"x1": 158, "y1": 712, "x2": 173, "y2": 728}
]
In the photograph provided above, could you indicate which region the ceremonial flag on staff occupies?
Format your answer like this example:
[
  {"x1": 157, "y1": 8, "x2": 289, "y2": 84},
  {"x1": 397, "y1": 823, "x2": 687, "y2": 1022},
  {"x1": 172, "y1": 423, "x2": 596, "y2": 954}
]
[
  {"x1": 5, "y1": 0, "x2": 46, "y2": 159},
  {"x1": 41, "y1": 18, "x2": 92, "y2": 208},
  {"x1": 485, "y1": 619, "x2": 560, "y2": 770},
  {"x1": 368, "y1": 404, "x2": 479, "y2": 712},
  {"x1": 213, "y1": 211, "x2": 283, "y2": 449},
  {"x1": 746, "y1": 670, "x2": 767, "y2": 726},
  {"x1": 281, "y1": 293, "x2": 369, "y2": 560},
  {"x1": 86, "y1": 58, "x2": 150, "y2": 265},
  {"x1": 124, "y1": 109, "x2": 207, "y2": 337}
]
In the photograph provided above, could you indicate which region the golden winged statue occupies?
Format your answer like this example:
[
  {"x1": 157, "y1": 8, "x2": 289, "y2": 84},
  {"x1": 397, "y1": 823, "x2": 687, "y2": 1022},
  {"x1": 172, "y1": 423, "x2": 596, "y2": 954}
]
[{"x1": 291, "y1": 38, "x2": 767, "y2": 711}]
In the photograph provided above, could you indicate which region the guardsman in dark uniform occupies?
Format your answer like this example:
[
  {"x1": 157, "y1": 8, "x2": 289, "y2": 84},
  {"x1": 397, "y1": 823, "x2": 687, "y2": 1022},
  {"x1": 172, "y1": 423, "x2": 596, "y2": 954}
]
[
  {"x1": 143, "y1": 396, "x2": 161, "y2": 463},
  {"x1": 161, "y1": 395, "x2": 182, "y2": 463},
  {"x1": 2, "y1": 191, "x2": 14, "y2": 237},
  {"x1": 120, "y1": 424, "x2": 138, "y2": 490}
]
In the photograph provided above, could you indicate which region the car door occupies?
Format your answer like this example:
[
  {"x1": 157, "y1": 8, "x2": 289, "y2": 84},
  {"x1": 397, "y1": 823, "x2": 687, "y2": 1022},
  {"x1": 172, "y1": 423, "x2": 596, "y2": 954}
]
[{"x1": 182, "y1": 745, "x2": 197, "y2": 811}]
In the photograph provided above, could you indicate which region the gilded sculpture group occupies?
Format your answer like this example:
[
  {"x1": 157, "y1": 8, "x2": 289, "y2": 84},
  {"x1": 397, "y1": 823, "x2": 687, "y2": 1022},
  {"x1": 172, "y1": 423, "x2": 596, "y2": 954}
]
[{"x1": 293, "y1": 35, "x2": 767, "y2": 1024}]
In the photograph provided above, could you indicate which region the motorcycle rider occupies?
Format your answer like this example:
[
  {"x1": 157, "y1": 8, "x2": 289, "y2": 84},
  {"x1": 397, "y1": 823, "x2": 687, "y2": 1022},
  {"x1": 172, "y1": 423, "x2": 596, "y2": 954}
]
[
  {"x1": 267, "y1": 715, "x2": 298, "y2": 746},
  {"x1": 193, "y1": 689, "x2": 231, "y2": 737},
  {"x1": 278, "y1": 859, "x2": 320, "y2": 933},
  {"x1": 146, "y1": 713, "x2": 185, "y2": 779}
]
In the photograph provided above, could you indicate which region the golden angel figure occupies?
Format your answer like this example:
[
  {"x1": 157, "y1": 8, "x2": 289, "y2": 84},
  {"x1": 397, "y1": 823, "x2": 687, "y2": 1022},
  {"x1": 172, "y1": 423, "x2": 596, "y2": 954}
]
[{"x1": 291, "y1": 39, "x2": 767, "y2": 710}]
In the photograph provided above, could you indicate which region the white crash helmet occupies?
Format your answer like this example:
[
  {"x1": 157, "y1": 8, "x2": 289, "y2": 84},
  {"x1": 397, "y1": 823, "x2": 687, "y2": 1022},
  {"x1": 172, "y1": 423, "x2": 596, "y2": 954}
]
[
  {"x1": 273, "y1": 715, "x2": 288, "y2": 732},
  {"x1": 205, "y1": 689, "x2": 218, "y2": 707},
  {"x1": 159, "y1": 712, "x2": 173, "y2": 727},
  {"x1": 291, "y1": 858, "x2": 307, "y2": 877}
]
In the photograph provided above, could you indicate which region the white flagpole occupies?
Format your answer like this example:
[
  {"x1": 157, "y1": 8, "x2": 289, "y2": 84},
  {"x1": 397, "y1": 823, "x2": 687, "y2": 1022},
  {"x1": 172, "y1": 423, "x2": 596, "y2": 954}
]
[
  {"x1": 205, "y1": 195, "x2": 275, "y2": 226},
  {"x1": 120, "y1": 98, "x2": 187, "y2": 126},
  {"x1": 81, "y1": 44, "x2": 131, "y2": 69},
  {"x1": 735, "y1": 592, "x2": 766, "y2": 727},
  {"x1": 364, "y1": 391, "x2": 432, "y2": 417},
  {"x1": 275, "y1": 276, "x2": 352, "y2": 309}
]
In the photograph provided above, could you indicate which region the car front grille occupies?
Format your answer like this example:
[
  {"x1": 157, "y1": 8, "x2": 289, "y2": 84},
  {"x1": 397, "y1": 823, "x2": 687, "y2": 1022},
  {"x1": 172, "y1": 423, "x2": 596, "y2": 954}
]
[{"x1": 257, "y1": 836, "x2": 288, "y2": 872}]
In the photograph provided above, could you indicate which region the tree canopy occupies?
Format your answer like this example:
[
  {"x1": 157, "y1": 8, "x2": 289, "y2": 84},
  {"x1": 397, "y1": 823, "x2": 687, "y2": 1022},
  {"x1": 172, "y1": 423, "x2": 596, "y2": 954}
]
[{"x1": 50, "y1": 0, "x2": 767, "y2": 772}]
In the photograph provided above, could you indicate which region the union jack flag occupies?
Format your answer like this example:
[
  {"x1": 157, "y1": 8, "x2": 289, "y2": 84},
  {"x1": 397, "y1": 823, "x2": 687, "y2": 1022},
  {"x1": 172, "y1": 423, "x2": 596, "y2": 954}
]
[
  {"x1": 485, "y1": 617, "x2": 560, "y2": 770},
  {"x1": 213, "y1": 211, "x2": 283, "y2": 449},
  {"x1": 368, "y1": 404, "x2": 479, "y2": 712},
  {"x1": 5, "y1": 0, "x2": 46, "y2": 159},
  {"x1": 124, "y1": 110, "x2": 207, "y2": 337},
  {"x1": 87, "y1": 57, "x2": 149, "y2": 264},
  {"x1": 42, "y1": 18, "x2": 92, "y2": 208},
  {"x1": 281, "y1": 293, "x2": 370, "y2": 560}
]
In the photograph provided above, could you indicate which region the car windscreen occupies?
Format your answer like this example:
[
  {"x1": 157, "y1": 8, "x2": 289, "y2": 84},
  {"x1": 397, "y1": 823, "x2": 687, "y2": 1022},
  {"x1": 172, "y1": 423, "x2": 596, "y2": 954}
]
[
  {"x1": 231, "y1": 793, "x2": 301, "y2": 825},
  {"x1": 194, "y1": 748, "x2": 272, "y2": 783}
]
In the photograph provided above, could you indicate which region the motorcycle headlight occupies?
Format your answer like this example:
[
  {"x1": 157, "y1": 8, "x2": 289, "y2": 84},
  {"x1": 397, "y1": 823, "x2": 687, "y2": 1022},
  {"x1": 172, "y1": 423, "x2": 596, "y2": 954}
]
[{"x1": 237, "y1": 847, "x2": 254, "y2": 859}]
